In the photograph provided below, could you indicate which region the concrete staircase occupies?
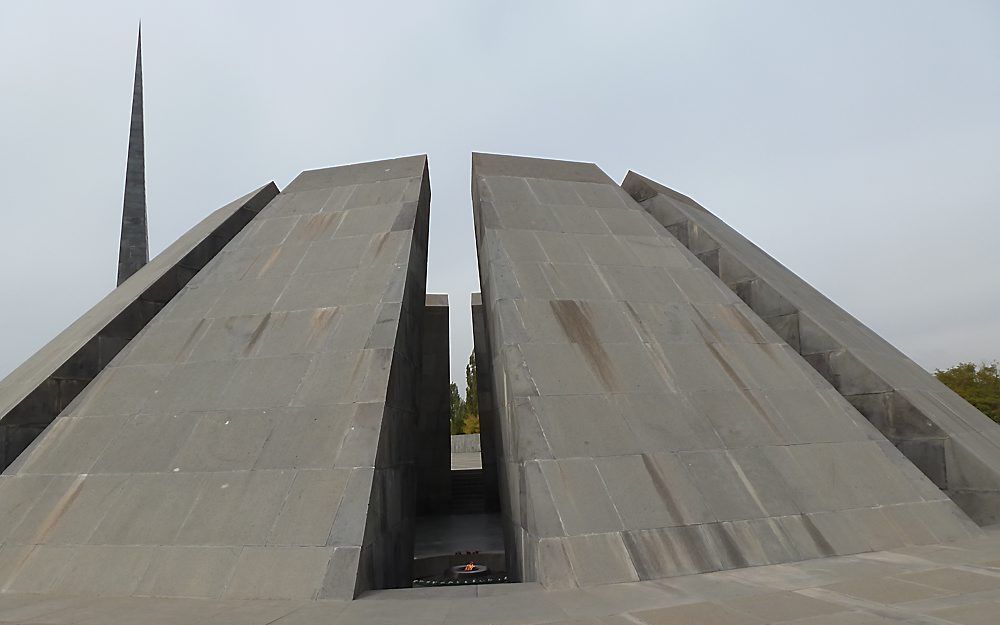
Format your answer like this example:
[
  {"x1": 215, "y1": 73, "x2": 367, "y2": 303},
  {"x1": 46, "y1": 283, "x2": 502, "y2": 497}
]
[{"x1": 449, "y1": 469, "x2": 486, "y2": 514}]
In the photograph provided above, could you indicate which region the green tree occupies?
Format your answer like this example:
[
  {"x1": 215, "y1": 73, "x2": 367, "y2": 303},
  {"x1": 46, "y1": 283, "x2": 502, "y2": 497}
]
[
  {"x1": 465, "y1": 352, "x2": 479, "y2": 420},
  {"x1": 461, "y1": 412, "x2": 481, "y2": 434},
  {"x1": 934, "y1": 361, "x2": 1000, "y2": 424},
  {"x1": 449, "y1": 382, "x2": 466, "y2": 435},
  {"x1": 461, "y1": 352, "x2": 481, "y2": 433}
]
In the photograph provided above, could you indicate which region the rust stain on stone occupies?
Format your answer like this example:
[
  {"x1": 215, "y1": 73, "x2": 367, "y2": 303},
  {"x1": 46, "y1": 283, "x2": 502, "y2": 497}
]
[
  {"x1": 30, "y1": 473, "x2": 86, "y2": 545},
  {"x1": 310, "y1": 307, "x2": 337, "y2": 330},
  {"x1": 306, "y1": 307, "x2": 338, "y2": 349},
  {"x1": 301, "y1": 213, "x2": 336, "y2": 240},
  {"x1": 256, "y1": 247, "x2": 283, "y2": 278},
  {"x1": 550, "y1": 299, "x2": 620, "y2": 392}
]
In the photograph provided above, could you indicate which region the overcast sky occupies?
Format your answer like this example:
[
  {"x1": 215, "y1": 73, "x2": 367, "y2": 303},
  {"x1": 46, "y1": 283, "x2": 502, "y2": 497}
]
[{"x1": 1, "y1": 1, "x2": 997, "y2": 387}]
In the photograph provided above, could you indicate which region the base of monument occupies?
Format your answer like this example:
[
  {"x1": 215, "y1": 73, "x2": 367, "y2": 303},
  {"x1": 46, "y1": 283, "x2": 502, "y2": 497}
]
[{"x1": 412, "y1": 571, "x2": 509, "y2": 587}]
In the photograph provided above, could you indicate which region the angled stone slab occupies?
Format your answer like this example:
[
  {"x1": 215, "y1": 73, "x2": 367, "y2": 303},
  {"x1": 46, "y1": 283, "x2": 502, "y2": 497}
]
[
  {"x1": 0, "y1": 183, "x2": 278, "y2": 470},
  {"x1": 0, "y1": 156, "x2": 430, "y2": 601},
  {"x1": 472, "y1": 152, "x2": 975, "y2": 589},
  {"x1": 623, "y1": 172, "x2": 1000, "y2": 525},
  {"x1": 472, "y1": 292, "x2": 501, "y2": 514},
  {"x1": 416, "y1": 294, "x2": 450, "y2": 514}
]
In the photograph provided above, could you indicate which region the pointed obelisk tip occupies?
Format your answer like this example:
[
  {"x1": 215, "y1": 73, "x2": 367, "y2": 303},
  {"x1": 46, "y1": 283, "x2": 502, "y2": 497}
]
[{"x1": 117, "y1": 24, "x2": 149, "y2": 286}]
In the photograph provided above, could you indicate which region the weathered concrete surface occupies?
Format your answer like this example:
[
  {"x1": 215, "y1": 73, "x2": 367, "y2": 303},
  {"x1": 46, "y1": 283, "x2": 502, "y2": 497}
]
[
  {"x1": 0, "y1": 156, "x2": 430, "y2": 600},
  {"x1": 471, "y1": 292, "x2": 501, "y2": 514},
  {"x1": 117, "y1": 28, "x2": 148, "y2": 286},
  {"x1": 471, "y1": 153, "x2": 977, "y2": 589},
  {"x1": 416, "y1": 294, "x2": 450, "y2": 515},
  {"x1": 0, "y1": 183, "x2": 278, "y2": 471},
  {"x1": 624, "y1": 172, "x2": 1000, "y2": 526},
  {"x1": 0, "y1": 524, "x2": 995, "y2": 623}
]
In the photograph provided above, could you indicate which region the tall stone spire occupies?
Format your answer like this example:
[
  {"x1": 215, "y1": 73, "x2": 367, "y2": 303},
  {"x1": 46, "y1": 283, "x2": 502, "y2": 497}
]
[{"x1": 117, "y1": 26, "x2": 148, "y2": 285}]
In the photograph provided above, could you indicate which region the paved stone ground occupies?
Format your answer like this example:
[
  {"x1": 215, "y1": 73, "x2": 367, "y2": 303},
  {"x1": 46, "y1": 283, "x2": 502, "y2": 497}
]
[
  {"x1": 451, "y1": 452, "x2": 483, "y2": 470},
  {"x1": 1, "y1": 527, "x2": 998, "y2": 624}
]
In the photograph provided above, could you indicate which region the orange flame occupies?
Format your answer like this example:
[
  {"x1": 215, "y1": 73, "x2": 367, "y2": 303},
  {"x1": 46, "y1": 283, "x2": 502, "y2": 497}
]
[{"x1": 464, "y1": 562, "x2": 476, "y2": 571}]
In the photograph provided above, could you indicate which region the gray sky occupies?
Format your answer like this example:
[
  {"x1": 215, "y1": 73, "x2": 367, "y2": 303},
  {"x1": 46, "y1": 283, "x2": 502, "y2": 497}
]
[{"x1": 1, "y1": 1, "x2": 997, "y2": 387}]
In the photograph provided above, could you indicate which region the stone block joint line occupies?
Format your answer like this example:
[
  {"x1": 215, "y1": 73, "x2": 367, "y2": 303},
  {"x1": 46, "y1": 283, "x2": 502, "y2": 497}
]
[{"x1": 0, "y1": 150, "x2": 994, "y2": 624}]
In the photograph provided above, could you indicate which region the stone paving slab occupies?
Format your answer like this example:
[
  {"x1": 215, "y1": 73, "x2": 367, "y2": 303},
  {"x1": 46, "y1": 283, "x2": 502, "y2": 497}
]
[
  {"x1": 0, "y1": 529, "x2": 997, "y2": 624},
  {"x1": 451, "y1": 452, "x2": 483, "y2": 470}
]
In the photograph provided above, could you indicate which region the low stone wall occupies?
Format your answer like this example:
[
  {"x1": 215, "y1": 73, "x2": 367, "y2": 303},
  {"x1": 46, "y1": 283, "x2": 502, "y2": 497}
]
[{"x1": 450, "y1": 433, "x2": 481, "y2": 453}]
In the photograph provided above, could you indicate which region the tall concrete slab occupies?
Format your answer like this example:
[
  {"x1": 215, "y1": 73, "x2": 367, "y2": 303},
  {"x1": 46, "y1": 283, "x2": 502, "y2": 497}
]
[
  {"x1": 416, "y1": 294, "x2": 450, "y2": 514},
  {"x1": 623, "y1": 173, "x2": 1000, "y2": 525},
  {"x1": 0, "y1": 156, "x2": 430, "y2": 600},
  {"x1": 0, "y1": 183, "x2": 277, "y2": 470},
  {"x1": 471, "y1": 153, "x2": 977, "y2": 589},
  {"x1": 117, "y1": 28, "x2": 148, "y2": 285},
  {"x1": 471, "y1": 292, "x2": 501, "y2": 514}
]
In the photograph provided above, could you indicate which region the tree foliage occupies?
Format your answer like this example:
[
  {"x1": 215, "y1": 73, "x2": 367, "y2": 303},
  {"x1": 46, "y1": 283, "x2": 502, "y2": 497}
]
[
  {"x1": 934, "y1": 361, "x2": 1000, "y2": 424},
  {"x1": 449, "y1": 351, "x2": 481, "y2": 434},
  {"x1": 465, "y1": 352, "x2": 479, "y2": 420},
  {"x1": 449, "y1": 382, "x2": 465, "y2": 435},
  {"x1": 462, "y1": 412, "x2": 481, "y2": 435},
  {"x1": 461, "y1": 351, "x2": 480, "y2": 433}
]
